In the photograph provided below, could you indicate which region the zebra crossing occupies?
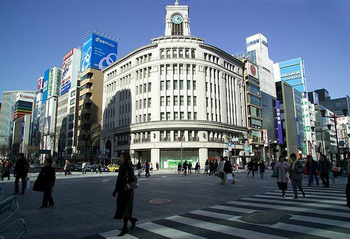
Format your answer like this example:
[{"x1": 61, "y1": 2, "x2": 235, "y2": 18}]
[{"x1": 98, "y1": 186, "x2": 350, "y2": 239}]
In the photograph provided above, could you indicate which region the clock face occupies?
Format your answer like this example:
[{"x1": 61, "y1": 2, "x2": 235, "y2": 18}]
[{"x1": 172, "y1": 14, "x2": 183, "y2": 24}]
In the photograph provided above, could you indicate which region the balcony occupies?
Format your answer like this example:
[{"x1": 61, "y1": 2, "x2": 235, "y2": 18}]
[{"x1": 209, "y1": 137, "x2": 225, "y2": 143}]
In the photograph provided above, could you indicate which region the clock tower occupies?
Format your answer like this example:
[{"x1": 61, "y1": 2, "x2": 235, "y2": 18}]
[{"x1": 165, "y1": 0, "x2": 191, "y2": 37}]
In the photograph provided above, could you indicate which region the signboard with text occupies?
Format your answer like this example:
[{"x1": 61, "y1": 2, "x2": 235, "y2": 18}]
[{"x1": 81, "y1": 33, "x2": 118, "y2": 72}]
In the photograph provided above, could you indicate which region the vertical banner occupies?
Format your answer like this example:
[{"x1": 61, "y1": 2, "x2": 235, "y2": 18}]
[
  {"x1": 263, "y1": 129, "x2": 268, "y2": 147},
  {"x1": 276, "y1": 100, "x2": 283, "y2": 144}
]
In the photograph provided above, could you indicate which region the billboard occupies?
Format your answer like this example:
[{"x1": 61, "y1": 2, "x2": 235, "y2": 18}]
[
  {"x1": 37, "y1": 77, "x2": 44, "y2": 91},
  {"x1": 81, "y1": 33, "x2": 118, "y2": 72},
  {"x1": 42, "y1": 69, "x2": 50, "y2": 104},
  {"x1": 61, "y1": 48, "x2": 74, "y2": 95},
  {"x1": 276, "y1": 100, "x2": 283, "y2": 144},
  {"x1": 279, "y1": 57, "x2": 306, "y2": 93},
  {"x1": 247, "y1": 61, "x2": 259, "y2": 79}
]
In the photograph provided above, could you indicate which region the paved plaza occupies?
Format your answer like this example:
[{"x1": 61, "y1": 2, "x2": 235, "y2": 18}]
[{"x1": 1, "y1": 170, "x2": 349, "y2": 239}]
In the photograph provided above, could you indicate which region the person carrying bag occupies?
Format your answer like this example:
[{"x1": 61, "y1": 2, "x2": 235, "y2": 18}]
[{"x1": 275, "y1": 155, "x2": 290, "y2": 198}]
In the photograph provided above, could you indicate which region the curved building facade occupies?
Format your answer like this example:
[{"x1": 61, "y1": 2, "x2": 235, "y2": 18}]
[{"x1": 101, "y1": 1, "x2": 248, "y2": 168}]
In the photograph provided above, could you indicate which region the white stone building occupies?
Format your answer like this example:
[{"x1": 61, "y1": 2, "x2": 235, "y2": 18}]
[{"x1": 101, "y1": 1, "x2": 248, "y2": 168}]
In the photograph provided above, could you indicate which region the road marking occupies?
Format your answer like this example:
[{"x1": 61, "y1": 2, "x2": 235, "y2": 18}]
[
  {"x1": 100, "y1": 229, "x2": 138, "y2": 239},
  {"x1": 253, "y1": 194, "x2": 346, "y2": 205},
  {"x1": 166, "y1": 215, "x2": 288, "y2": 239},
  {"x1": 210, "y1": 205, "x2": 256, "y2": 214},
  {"x1": 290, "y1": 215, "x2": 350, "y2": 229},
  {"x1": 271, "y1": 222, "x2": 349, "y2": 239},
  {"x1": 190, "y1": 210, "x2": 240, "y2": 221},
  {"x1": 101, "y1": 179, "x2": 111, "y2": 182},
  {"x1": 138, "y1": 222, "x2": 205, "y2": 239}
]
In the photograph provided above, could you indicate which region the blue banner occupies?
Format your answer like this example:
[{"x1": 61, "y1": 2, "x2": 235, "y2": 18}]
[
  {"x1": 276, "y1": 100, "x2": 283, "y2": 144},
  {"x1": 42, "y1": 69, "x2": 49, "y2": 104},
  {"x1": 81, "y1": 33, "x2": 118, "y2": 72}
]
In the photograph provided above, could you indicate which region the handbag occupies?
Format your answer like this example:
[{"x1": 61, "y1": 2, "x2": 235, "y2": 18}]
[
  {"x1": 226, "y1": 173, "x2": 233, "y2": 181},
  {"x1": 124, "y1": 168, "x2": 139, "y2": 190},
  {"x1": 271, "y1": 170, "x2": 279, "y2": 178}
]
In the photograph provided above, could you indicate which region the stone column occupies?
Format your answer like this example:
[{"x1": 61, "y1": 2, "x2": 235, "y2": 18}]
[
  {"x1": 199, "y1": 148, "x2": 208, "y2": 169},
  {"x1": 151, "y1": 148, "x2": 160, "y2": 168}
]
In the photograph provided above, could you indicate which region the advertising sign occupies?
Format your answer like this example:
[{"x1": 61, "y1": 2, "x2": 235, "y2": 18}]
[
  {"x1": 42, "y1": 69, "x2": 50, "y2": 104},
  {"x1": 61, "y1": 48, "x2": 74, "y2": 95},
  {"x1": 296, "y1": 117, "x2": 301, "y2": 148},
  {"x1": 263, "y1": 129, "x2": 268, "y2": 147},
  {"x1": 248, "y1": 62, "x2": 259, "y2": 79},
  {"x1": 16, "y1": 93, "x2": 35, "y2": 102},
  {"x1": 81, "y1": 33, "x2": 118, "y2": 72},
  {"x1": 276, "y1": 100, "x2": 284, "y2": 144},
  {"x1": 37, "y1": 77, "x2": 44, "y2": 91}
]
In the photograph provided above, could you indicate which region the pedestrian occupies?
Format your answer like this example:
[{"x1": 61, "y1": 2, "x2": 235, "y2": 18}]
[
  {"x1": 97, "y1": 163, "x2": 102, "y2": 174},
  {"x1": 306, "y1": 155, "x2": 319, "y2": 186},
  {"x1": 259, "y1": 160, "x2": 266, "y2": 179},
  {"x1": 136, "y1": 160, "x2": 142, "y2": 177},
  {"x1": 270, "y1": 159, "x2": 277, "y2": 171},
  {"x1": 82, "y1": 161, "x2": 87, "y2": 174},
  {"x1": 217, "y1": 157, "x2": 226, "y2": 184},
  {"x1": 204, "y1": 160, "x2": 209, "y2": 174},
  {"x1": 14, "y1": 153, "x2": 29, "y2": 194},
  {"x1": 195, "y1": 162, "x2": 200, "y2": 174},
  {"x1": 177, "y1": 162, "x2": 182, "y2": 174},
  {"x1": 346, "y1": 173, "x2": 350, "y2": 208},
  {"x1": 214, "y1": 160, "x2": 218, "y2": 173},
  {"x1": 329, "y1": 170, "x2": 335, "y2": 185},
  {"x1": 145, "y1": 161, "x2": 150, "y2": 177},
  {"x1": 150, "y1": 163, "x2": 153, "y2": 172},
  {"x1": 275, "y1": 155, "x2": 290, "y2": 198},
  {"x1": 188, "y1": 162, "x2": 192, "y2": 174},
  {"x1": 209, "y1": 161, "x2": 214, "y2": 175},
  {"x1": 247, "y1": 160, "x2": 255, "y2": 177},
  {"x1": 112, "y1": 154, "x2": 138, "y2": 237},
  {"x1": 1, "y1": 160, "x2": 11, "y2": 181},
  {"x1": 33, "y1": 157, "x2": 56, "y2": 208},
  {"x1": 64, "y1": 160, "x2": 70, "y2": 176},
  {"x1": 183, "y1": 160, "x2": 188, "y2": 176},
  {"x1": 223, "y1": 157, "x2": 235, "y2": 184},
  {"x1": 319, "y1": 154, "x2": 331, "y2": 188},
  {"x1": 289, "y1": 153, "x2": 306, "y2": 199},
  {"x1": 156, "y1": 162, "x2": 159, "y2": 170}
]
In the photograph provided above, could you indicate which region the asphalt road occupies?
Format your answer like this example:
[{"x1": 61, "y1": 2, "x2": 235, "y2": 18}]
[{"x1": 0, "y1": 170, "x2": 348, "y2": 239}]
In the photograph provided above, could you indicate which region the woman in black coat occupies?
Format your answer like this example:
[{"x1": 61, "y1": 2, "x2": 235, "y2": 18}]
[
  {"x1": 33, "y1": 157, "x2": 56, "y2": 208},
  {"x1": 112, "y1": 155, "x2": 138, "y2": 237}
]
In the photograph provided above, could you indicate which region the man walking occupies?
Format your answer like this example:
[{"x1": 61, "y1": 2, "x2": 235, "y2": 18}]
[
  {"x1": 183, "y1": 160, "x2": 188, "y2": 176},
  {"x1": 14, "y1": 153, "x2": 29, "y2": 194},
  {"x1": 145, "y1": 161, "x2": 150, "y2": 177},
  {"x1": 319, "y1": 154, "x2": 331, "y2": 188},
  {"x1": 290, "y1": 153, "x2": 305, "y2": 199},
  {"x1": 82, "y1": 161, "x2": 87, "y2": 174},
  {"x1": 306, "y1": 155, "x2": 319, "y2": 186},
  {"x1": 247, "y1": 160, "x2": 255, "y2": 177}
]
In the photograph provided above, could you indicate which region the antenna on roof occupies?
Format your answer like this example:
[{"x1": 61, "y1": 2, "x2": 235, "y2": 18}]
[{"x1": 175, "y1": 0, "x2": 179, "y2": 6}]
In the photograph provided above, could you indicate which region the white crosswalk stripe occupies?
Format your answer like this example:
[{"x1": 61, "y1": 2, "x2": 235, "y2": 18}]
[{"x1": 98, "y1": 187, "x2": 350, "y2": 239}]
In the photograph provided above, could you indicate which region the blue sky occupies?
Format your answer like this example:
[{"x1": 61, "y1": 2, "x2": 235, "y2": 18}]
[{"x1": 0, "y1": 0, "x2": 349, "y2": 102}]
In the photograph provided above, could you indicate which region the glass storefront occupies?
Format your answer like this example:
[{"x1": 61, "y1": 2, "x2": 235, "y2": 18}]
[{"x1": 160, "y1": 149, "x2": 199, "y2": 169}]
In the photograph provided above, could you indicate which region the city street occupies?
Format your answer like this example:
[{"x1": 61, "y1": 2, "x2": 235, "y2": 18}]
[{"x1": 1, "y1": 170, "x2": 349, "y2": 239}]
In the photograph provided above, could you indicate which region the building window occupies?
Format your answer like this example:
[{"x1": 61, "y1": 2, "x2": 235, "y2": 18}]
[
  {"x1": 174, "y1": 96, "x2": 178, "y2": 106},
  {"x1": 160, "y1": 65, "x2": 165, "y2": 75},
  {"x1": 70, "y1": 90, "x2": 76, "y2": 97},
  {"x1": 193, "y1": 81, "x2": 196, "y2": 90},
  {"x1": 166, "y1": 112, "x2": 171, "y2": 120},
  {"x1": 174, "y1": 80, "x2": 178, "y2": 90},
  {"x1": 194, "y1": 112, "x2": 197, "y2": 120},
  {"x1": 160, "y1": 81, "x2": 165, "y2": 91},
  {"x1": 188, "y1": 112, "x2": 192, "y2": 120},
  {"x1": 136, "y1": 100, "x2": 138, "y2": 110},
  {"x1": 160, "y1": 96, "x2": 165, "y2": 106},
  {"x1": 174, "y1": 112, "x2": 179, "y2": 120},
  {"x1": 173, "y1": 49, "x2": 177, "y2": 58},
  {"x1": 69, "y1": 107, "x2": 75, "y2": 114},
  {"x1": 180, "y1": 112, "x2": 184, "y2": 120},
  {"x1": 70, "y1": 99, "x2": 75, "y2": 105},
  {"x1": 179, "y1": 80, "x2": 184, "y2": 90},
  {"x1": 187, "y1": 80, "x2": 191, "y2": 90},
  {"x1": 143, "y1": 84, "x2": 147, "y2": 93},
  {"x1": 148, "y1": 113, "x2": 151, "y2": 121},
  {"x1": 193, "y1": 96, "x2": 197, "y2": 106},
  {"x1": 161, "y1": 112, "x2": 165, "y2": 121},
  {"x1": 187, "y1": 96, "x2": 191, "y2": 106},
  {"x1": 166, "y1": 80, "x2": 170, "y2": 90},
  {"x1": 180, "y1": 96, "x2": 184, "y2": 106},
  {"x1": 173, "y1": 64, "x2": 178, "y2": 74},
  {"x1": 166, "y1": 96, "x2": 171, "y2": 106},
  {"x1": 148, "y1": 83, "x2": 151, "y2": 92},
  {"x1": 143, "y1": 99, "x2": 147, "y2": 108},
  {"x1": 148, "y1": 98, "x2": 151, "y2": 108},
  {"x1": 179, "y1": 64, "x2": 184, "y2": 74}
]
